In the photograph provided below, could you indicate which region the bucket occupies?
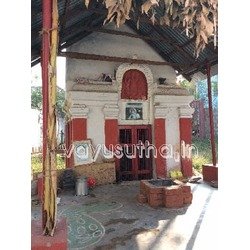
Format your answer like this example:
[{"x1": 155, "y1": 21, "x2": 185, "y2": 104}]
[{"x1": 76, "y1": 176, "x2": 88, "y2": 196}]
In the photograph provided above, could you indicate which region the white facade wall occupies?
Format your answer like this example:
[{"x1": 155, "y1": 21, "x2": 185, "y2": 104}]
[{"x1": 66, "y1": 23, "x2": 177, "y2": 90}]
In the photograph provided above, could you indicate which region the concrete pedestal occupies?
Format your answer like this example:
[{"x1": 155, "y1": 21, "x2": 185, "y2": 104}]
[{"x1": 31, "y1": 218, "x2": 68, "y2": 250}]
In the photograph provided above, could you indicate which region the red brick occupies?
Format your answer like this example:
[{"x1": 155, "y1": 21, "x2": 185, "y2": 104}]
[
  {"x1": 148, "y1": 193, "x2": 164, "y2": 207},
  {"x1": 149, "y1": 187, "x2": 164, "y2": 194},
  {"x1": 181, "y1": 185, "x2": 191, "y2": 193},
  {"x1": 164, "y1": 186, "x2": 182, "y2": 196},
  {"x1": 182, "y1": 192, "x2": 190, "y2": 198},
  {"x1": 140, "y1": 181, "x2": 147, "y2": 191},
  {"x1": 164, "y1": 195, "x2": 178, "y2": 203},
  {"x1": 165, "y1": 193, "x2": 184, "y2": 205},
  {"x1": 137, "y1": 194, "x2": 147, "y2": 203},
  {"x1": 149, "y1": 193, "x2": 163, "y2": 200},
  {"x1": 144, "y1": 183, "x2": 150, "y2": 193},
  {"x1": 183, "y1": 193, "x2": 193, "y2": 204},
  {"x1": 165, "y1": 195, "x2": 184, "y2": 208},
  {"x1": 140, "y1": 183, "x2": 147, "y2": 195},
  {"x1": 149, "y1": 198, "x2": 163, "y2": 207}
]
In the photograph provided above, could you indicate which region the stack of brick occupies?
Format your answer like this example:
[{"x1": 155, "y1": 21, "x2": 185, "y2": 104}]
[
  {"x1": 182, "y1": 185, "x2": 193, "y2": 205},
  {"x1": 138, "y1": 180, "x2": 193, "y2": 208},
  {"x1": 164, "y1": 185, "x2": 192, "y2": 208},
  {"x1": 148, "y1": 186, "x2": 164, "y2": 207}
]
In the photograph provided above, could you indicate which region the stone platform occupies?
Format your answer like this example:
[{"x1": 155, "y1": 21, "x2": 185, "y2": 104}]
[{"x1": 31, "y1": 218, "x2": 67, "y2": 250}]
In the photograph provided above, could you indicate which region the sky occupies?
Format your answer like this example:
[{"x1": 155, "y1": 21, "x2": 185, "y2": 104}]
[{"x1": 31, "y1": 57, "x2": 66, "y2": 89}]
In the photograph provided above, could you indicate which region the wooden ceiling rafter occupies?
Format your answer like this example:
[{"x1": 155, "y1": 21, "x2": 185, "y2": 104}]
[
  {"x1": 152, "y1": 25, "x2": 196, "y2": 64},
  {"x1": 59, "y1": 14, "x2": 106, "y2": 49},
  {"x1": 80, "y1": 27, "x2": 176, "y2": 43},
  {"x1": 127, "y1": 20, "x2": 188, "y2": 74},
  {"x1": 180, "y1": 56, "x2": 218, "y2": 76},
  {"x1": 167, "y1": 37, "x2": 196, "y2": 57},
  {"x1": 127, "y1": 21, "x2": 173, "y2": 63},
  {"x1": 59, "y1": 0, "x2": 71, "y2": 38},
  {"x1": 58, "y1": 51, "x2": 187, "y2": 68}
]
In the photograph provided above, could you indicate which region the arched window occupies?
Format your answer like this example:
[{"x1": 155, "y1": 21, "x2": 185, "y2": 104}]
[{"x1": 121, "y1": 69, "x2": 148, "y2": 100}]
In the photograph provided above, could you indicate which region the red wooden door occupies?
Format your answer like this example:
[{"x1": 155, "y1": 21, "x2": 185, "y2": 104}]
[{"x1": 117, "y1": 125, "x2": 152, "y2": 181}]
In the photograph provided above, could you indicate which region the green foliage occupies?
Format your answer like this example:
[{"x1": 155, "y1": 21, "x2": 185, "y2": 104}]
[
  {"x1": 31, "y1": 86, "x2": 66, "y2": 118},
  {"x1": 31, "y1": 154, "x2": 43, "y2": 173},
  {"x1": 196, "y1": 75, "x2": 218, "y2": 108},
  {"x1": 31, "y1": 154, "x2": 66, "y2": 174},
  {"x1": 192, "y1": 138, "x2": 218, "y2": 173},
  {"x1": 56, "y1": 87, "x2": 66, "y2": 118},
  {"x1": 180, "y1": 79, "x2": 199, "y2": 99},
  {"x1": 31, "y1": 86, "x2": 42, "y2": 110}
]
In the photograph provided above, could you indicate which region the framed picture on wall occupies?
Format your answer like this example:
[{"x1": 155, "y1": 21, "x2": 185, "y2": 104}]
[
  {"x1": 125, "y1": 103, "x2": 143, "y2": 120},
  {"x1": 73, "y1": 139, "x2": 94, "y2": 166}
]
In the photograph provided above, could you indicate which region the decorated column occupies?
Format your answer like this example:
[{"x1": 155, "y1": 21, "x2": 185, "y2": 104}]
[
  {"x1": 103, "y1": 104, "x2": 119, "y2": 150},
  {"x1": 154, "y1": 106, "x2": 167, "y2": 178},
  {"x1": 179, "y1": 105, "x2": 194, "y2": 177},
  {"x1": 66, "y1": 104, "x2": 89, "y2": 167}
]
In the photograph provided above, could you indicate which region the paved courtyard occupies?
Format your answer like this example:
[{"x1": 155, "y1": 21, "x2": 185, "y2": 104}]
[{"x1": 32, "y1": 181, "x2": 218, "y2": 250}]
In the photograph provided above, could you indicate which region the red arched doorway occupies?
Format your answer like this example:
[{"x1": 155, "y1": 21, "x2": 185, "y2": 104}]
[{"x1": 121, "y1": 69, "x2": 148, "y2": 100}]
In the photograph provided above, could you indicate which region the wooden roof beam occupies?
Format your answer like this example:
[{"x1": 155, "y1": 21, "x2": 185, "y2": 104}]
[
  {"x1": 59, "y1": 0, "x2": 71, "y2": 38},
  {"x1": 58, "y1": 51, "x2": 187, "y2": 68},
  {"x1": 180, "y1": 57, "x2": 218, "y2": 76},
  {"x1": 167, "y1": 37, "x2": 196, "y2": 57},
  {"x1": 59, "y1": 14, "x2": 105, "y2": 47}
]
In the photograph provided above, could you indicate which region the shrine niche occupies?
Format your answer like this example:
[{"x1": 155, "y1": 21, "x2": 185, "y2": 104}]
[{"x1": 121, "y1": 69, "x2": 148, "y2": 100}]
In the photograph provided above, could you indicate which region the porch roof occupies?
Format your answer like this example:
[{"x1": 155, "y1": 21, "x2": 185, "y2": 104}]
[{"x1": 31, "y1": 0, "x2": 218, "y2": 80}]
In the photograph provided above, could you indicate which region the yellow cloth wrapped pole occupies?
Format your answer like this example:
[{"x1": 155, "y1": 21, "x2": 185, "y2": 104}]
[{"x1": 42, "y1": 0, "x2": 59, "y2": 236}]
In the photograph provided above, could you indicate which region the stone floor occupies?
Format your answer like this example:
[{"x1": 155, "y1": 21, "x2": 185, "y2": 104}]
[{"x1": 31, "y1": 181, "x2": 218, "y2": 250}]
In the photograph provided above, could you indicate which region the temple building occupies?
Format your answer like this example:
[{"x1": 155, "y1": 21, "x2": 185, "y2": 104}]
[{"x1": 65, "y1": 24, "x2": 194, "y2": 181}]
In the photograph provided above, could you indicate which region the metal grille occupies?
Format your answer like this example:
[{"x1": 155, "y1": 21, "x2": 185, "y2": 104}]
[{"x1": 119, "y1": 129, "x2": 132, "y2": 144}]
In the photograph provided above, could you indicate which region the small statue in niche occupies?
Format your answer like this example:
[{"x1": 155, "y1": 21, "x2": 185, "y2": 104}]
[
  {"x1": 99, "y1": 73, "x2": 112, "y2": 82},
  {"x1": 158, "y1": 77, "x2": 166, "y2": 85}
]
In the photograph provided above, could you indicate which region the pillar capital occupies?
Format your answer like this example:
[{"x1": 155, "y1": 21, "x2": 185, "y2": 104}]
[
  {"x1": 179, "y1": 105, "x2": 194, "y2": 118},
  {"x1": 70, "y1": 103, "x2": 89, "y2": 118},
  {"x1": 103, "y1": 104, "x2": 119, "y2": 119}
]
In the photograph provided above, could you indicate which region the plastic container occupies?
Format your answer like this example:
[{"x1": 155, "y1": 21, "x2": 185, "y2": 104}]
[{"x1": 75, "y1": 176, "x2": 88, "y2": 196}]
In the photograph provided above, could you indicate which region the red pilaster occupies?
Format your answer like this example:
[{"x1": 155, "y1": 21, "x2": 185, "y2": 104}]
[
  {"x1": 105, "y1": 119, "x2": 118, "y2": 149},
  {"x1": 66, "y1": 118, "x2": 87, "y2": 167},
  {"x1": 154, "y1": 118, "x2": 167, "y2": 178},
  {"x1": 179, "y1": 118, "x2": 193, "y2": 177}
]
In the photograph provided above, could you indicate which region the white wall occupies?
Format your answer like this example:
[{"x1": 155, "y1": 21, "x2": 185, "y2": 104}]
[
  {"x1": 165, "y1": 109, "x2": 181, "y2": 171},
  {"x1": 66, "y1": 23, "x2": 177, "y2": 91}
]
